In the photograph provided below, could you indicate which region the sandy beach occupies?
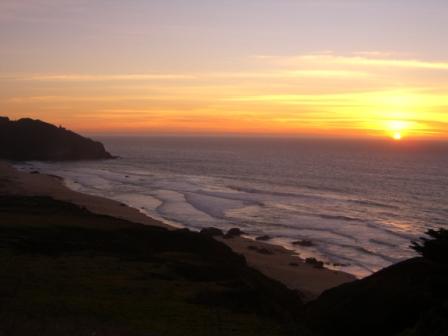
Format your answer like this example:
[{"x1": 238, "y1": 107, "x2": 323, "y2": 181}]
[
  {"x1": 0, "y1": 161, "x2": 165, "y2": 228},
  {"x1": 0, "y1": 160, "x2": 355, "y2": 300}
]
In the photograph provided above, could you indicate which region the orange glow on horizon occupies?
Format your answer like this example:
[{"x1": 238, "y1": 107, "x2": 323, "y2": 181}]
[{"x1": 2, "y1": 54, "x2": 448, "y2": 140}]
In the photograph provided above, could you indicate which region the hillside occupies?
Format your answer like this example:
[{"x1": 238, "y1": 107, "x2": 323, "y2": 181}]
[
  {"x1": 0, "y1": 117, "x2": 113, "y2": 161},
  {"x1": 304, "y1": 230, "x2": 448, "y2": 336},
  {"x1": 0, "y1": 195, "x2": 310, "y2": 336}
]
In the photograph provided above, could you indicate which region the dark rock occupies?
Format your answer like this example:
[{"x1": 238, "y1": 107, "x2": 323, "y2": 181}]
[
  {"x1": 247, "y1": 245, "x2": 273, "y2": 255},
  {"x1": 225, "y1": 228, "x2": 244, "y2": 239},
  {"x1": 289, "y1": 262, "x2": 299, "y2": 267},
  {"x1": 200, "y1": 227, "x2": 224, "y2": 238},
  {"x1": 292, "y1": 240, "x2": 315, "y2": 247},
  {"x1": 257, "y1": 247, "x2": 274, "y2": 255},
  {"x1": 305, "y1": 257, "x2": 324, "y2": 269},
  {"x1": 30, "y1": 170, "x2": 40, "y2": 174},
  {"x1": 332, "y1": 262, "x2": 349, "y2": 267},
  {"x1": 0, "y1": 116, "x2": 114, "y2": 161},
  {"x1": 256, "y1": 235, "x2": 271, "y2": 241}
]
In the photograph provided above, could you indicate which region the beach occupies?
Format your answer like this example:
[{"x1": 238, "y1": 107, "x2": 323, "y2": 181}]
[{"x1": 0, "y1": 161, "x2": 354, "y2": 300}]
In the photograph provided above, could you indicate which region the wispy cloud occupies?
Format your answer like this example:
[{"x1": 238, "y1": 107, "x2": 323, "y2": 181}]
[
  {"x1": 0, "y1": 0, "x2": 90, "y2": 22},
  {"x1": 284, "y1": 70, "x2": 370, "y2": 78},
  {"x1": 260, "y1": 52, "x2": 448, "y2": 70},
  {"x1": 2, "y1": 69, "x2": 370, "y2": 83},
  {"x1": 7, "y1": 74, "x2": 196, "y2": 82},
  {"x1": 226, "y1": 90, "x2": 448, "y2": 104}
]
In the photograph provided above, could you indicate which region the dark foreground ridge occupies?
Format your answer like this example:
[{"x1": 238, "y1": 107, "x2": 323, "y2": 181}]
[
  {"x1": 0, "y1": 196, "x2": 447, "y2": 335},
  {"x1": 0, "y1": 116, "x2": 113, "y2": 161},
  {"x1": 304, "y1": 229, "x2": 448, "y2": 336},
  {"x1": 0, "y1": 196, "x2": 308, "y2": 336}
]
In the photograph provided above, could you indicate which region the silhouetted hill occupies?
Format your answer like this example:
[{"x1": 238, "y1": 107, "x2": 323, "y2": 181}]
[
  {"x1": 304, "y1": 252, "x2": 448, "y2": 336},
  {"x1": 0, "y1": 117, "x2": 113, "y2": 161}
]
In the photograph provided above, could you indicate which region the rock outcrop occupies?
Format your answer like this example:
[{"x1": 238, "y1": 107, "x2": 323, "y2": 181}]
[{"x1": 0, "y1": 117, "x2": 114, "y2": 161}]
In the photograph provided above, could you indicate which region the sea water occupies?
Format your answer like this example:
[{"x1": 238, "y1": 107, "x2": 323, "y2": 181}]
[{"x1": 19, "y1": 137, "x2": 448, "y2": 277}]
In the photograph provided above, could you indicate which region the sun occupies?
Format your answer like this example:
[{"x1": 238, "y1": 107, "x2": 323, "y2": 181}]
[{"x1": 386, "y1": 120, "x2": 410, "y2": 141}]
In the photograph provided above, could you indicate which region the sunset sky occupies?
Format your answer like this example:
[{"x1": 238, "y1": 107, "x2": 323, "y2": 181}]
[{"x1": 1, "y1": 0, "x2": 447, "y2": 139}]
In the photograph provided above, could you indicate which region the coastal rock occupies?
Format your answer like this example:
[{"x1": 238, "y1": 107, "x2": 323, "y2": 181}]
[
  {"x1": 332, "y1": 262, "x2": 349, "y2": 267},
  {"x1": 293, "y1": 240, "x2": 315, "y2": 247},
  {"x1": 0, "y1": 116, "x2": 114, "y2": 161},
  {"x1": 256, "y1": 247, "x2": 274, "y2": 255},
  {"x1": 200, "y1": 227, "x2": 224, "y2": 237},
  {"x1": 247, "y1": 245, "x2": 274, "y2": 255},
  {"x1": 256, "y1": 235, "x2": 272, "y2": 241},
  {"x1": 305, "y1": 257, "x2": 324, "y2": 269},
  {"x1": 225, "y1": 228, "x2": 245, "y2": 239}
]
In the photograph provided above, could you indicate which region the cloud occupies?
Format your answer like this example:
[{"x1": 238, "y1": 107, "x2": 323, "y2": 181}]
[
  {"x1": 6, "y1": 74, "x2": 196, "y2": 82},
  {"x1": 6, "y1": 95, "x2": 199, "y2": 103},
  {"x1": 225, "y1": 90, "x2": 448, "y2": 109},
  {"x1": 284, "y1": 70, "x2": 370, "y2": 78},
  {"x1": 0, "y1": 0, "x2": 90, "y2": 22},
  {"x1": 264, "y1": 52, "x2": 448, "y2": 70},
  {"x1": 1, "y1": 69, "x2": 370, "y2": 85}
]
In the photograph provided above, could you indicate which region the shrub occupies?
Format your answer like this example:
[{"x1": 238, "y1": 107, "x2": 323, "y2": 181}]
[{"x1": 411, "y1": 228, "x2": 448, "y2": 264}]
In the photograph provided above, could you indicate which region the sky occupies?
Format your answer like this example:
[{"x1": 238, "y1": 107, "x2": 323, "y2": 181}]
[{"x1": 1, "y1": 0, "x2": 448, "y2": 139}]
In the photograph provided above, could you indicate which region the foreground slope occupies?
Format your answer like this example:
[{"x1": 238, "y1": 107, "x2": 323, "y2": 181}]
[
  {"x1": 0, "y1": 196, "x2": 309, "y2": 336},
  {"x1": 304, "y1": 237, "x2": 448, "y2": 336}
]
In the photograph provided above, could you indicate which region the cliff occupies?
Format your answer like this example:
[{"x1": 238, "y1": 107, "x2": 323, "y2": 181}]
[{"x1": 0, "y1": 117, "x2": 113, "y2": 161}]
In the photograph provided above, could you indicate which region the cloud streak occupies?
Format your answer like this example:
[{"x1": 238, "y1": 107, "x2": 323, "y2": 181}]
[
  {"x1": 263, "y1": 53, "x2": 448, "y2": 71},
  {"x1": 2, "y1": 69, "x2": 370, "y2": 83},
  {"x1": 6, "y1": 74, "x2": 196, "y2": 82}
]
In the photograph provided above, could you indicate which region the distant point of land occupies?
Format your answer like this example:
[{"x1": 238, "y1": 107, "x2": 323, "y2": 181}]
[{"x1": 0, "y1": 116, "x2": 114, "y2": 161}]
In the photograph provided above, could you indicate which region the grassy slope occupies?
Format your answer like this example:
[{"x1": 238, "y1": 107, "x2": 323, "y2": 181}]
[{"x1": 0, "y1": 196, "x2": 309, "y2": 336}]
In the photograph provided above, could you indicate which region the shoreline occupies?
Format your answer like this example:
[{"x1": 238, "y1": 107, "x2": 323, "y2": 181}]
[{"x1": 1, "y1": 160, "x2": 355, "y2": 300}]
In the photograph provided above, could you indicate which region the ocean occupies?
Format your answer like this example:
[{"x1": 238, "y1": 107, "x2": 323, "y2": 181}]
[{"x1": 19, "y1": 137, "x2": 448, "y2": 278}]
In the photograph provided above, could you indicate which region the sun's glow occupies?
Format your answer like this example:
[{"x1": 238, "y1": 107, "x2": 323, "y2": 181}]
[
  {"x1": 385, "y1": 120, "x2": 411, "y2": 140},
  {"x1": 387, "y1": 120, "x2": 410, "y2": 131}
]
